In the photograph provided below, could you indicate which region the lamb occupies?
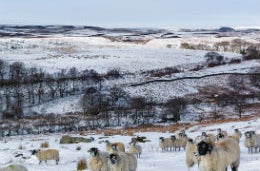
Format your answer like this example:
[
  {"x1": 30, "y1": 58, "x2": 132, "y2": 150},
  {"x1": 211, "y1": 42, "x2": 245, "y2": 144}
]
[
  {"x1": 195, "y1": 137, "x2": 240, "y2": 171},
  {"x1": 244, "y1": 131, "x2": 260, "y2": 153},
  {"x1": 105, "y1": 140, "x2": 125, "y2": 153},
  {"x1": 185, "y1": 138, "x2": 199, "y2": 171},
  {"x1": 0, "y1": 165, "x2": 28, "y2": 171},
  {"x1": 32, "y1": 149, "x2": 59, "y2": 165},
  {"x1": 159, "y1": 137, "x2": 172, "y2": 151},
  {"x1": 128, "y1": 141, "x2": 142, "y2": 158},
  {"x1": 87, "y1": 147, "x2": 110, "y2": 171}
]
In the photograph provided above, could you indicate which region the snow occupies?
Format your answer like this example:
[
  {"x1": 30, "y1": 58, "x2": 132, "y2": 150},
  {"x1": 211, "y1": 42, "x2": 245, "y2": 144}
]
[
  {"x1": 0, "y1": 118, "x2": 260, "y2": 170},
  {"x1": 1, "y1": 34, "x2": 259, "y2": 114}
]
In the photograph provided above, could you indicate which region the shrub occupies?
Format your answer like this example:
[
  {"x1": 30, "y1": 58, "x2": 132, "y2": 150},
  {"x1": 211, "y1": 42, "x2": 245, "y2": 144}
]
[
  {"x1": 41, "y1": 141, "x2": 49, "y2": 148},
  {"x1": 205, "y1": 51, "x2": 225, "y2": 67},
  {"x1": 228, "y1": 58, "x2": 241, "y2": 64},
  {"x1": 77, "y1": 158, "x2": 87, "y2": 171},
  {"x1": 243, "y1": 46, "x2": 260, "y2": 60}
]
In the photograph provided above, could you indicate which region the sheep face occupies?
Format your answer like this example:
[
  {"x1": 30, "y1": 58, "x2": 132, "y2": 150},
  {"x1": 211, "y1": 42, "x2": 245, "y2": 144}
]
[
  {"x1": 196, "y1": 141, "x2": 213, "y2": 156},
  {"x1": 88, "y1": 147, "x2": 99, "y2": 157},
  {"x1": 170, "y1": 135, "x2": 176, "y2": 141},
  {"x1": 159, "y1": 137, "x2": 164, "y2": 142},
  {"x1": 245, "y1": 131, "x2": 252, "y2": 139},
  {"x1": 31, "y1": 149, "x2": 37, "y2": 155},
  {"x1": 201, "y1": 132, "x2": 206, "y2": 136},
  {"x1": 109, "y1": 154, "x2": 118, "y2": 165},
  {"x1": 188, "y1": 138, "x2": 194, "y2": 144},
  {"x1": 216, "y1": 133, "x2": 225, "y2": 140}
]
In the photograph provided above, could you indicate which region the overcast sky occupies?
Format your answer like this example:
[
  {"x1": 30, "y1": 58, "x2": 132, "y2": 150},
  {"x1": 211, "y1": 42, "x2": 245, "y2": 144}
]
[{"x1": 0, "y1": 0, "x2": 259, "y2": 28}]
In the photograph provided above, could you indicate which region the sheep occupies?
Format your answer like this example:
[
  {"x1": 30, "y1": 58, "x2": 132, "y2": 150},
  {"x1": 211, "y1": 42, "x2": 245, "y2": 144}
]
[
  {"x1": 128, "y1": 141, "x2": 142, "y2": 158},
  {"x1": 110, "y1": 144, "x2": 137, "y2": 171},
  {"x1": 108, "y1": 153, "x2": 129, "y2": 171},
  {"x1": 32, "y1": 149, "x2": 59, "y2": 165},
  {"x1": 185, "y1": 138, "x2": 200, "y2": 171},
  {"x1": 227, "y1": 129, "x2": 242, "y2": 143},
  {"x1": 233, "y1": 129, "x2": 242, "y2": 139},
  {"x1": 216, "y1": 128, "x2": 228, "y2": 139},
  {"x1": 159, "y1": 137, "x2": 172, "y2": 152},
  {"x1": 195, "y1": 132, "x2": 216, "y2": 143},
  {"x1": 87, "y1": 147, "x2": 110, "y2": 171},
  {"x1": 244, "y1": 131, "x2": 260, "y2": 153},
  {"x1": 105, "y1": 140, "x2": 125, "y2": 153},
  {"x1": 215, "y1": 129, "x2": 228, "y2": 141},
  {"x1": 170, "y1": 135, "x2": 187, "y2": 151},
  {"x1": 0, "y1": 165, "x2": 28, "y2": 171},
  {"x1": 131, "y1": 136, "x2": 147, "y2": 143},
  {"x1": 195, "y1": 137, "x2": 240, "y2": 171}
]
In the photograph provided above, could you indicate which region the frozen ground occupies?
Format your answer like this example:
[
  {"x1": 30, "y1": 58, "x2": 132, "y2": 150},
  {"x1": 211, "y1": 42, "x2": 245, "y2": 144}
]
[{"x1": 0, "y1": 118, "x2": 260, "y2": 171}]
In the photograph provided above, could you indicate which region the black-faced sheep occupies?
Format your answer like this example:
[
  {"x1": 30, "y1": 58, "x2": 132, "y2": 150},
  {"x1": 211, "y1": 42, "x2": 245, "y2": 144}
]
[
  {"x1": 244, "y1": 131, "x2": 260, "y2": 153},
  {"x1": 110, "y1": 144, "x2": 137, "y2": 171},
  {"x1": 105, "y1": 140, "x2": 125, "y2": 153},
  {"x1": 170, "y1": 135, "x2": 187, "y2": 151},
  {"x1": 195, "y1": 138, "x2": 240, "y2": 171},
  {"x1": 32, "y1": 149, "x2": 59, "y2": 165},
  {"x1": 159, "y1": 137, "x2": 172, "y2": 152},
  {"x1": 108, "y1": 153, "x2": 129, "y2": 171},
  {"x1": 128, "y1": 142, "x2": 142, "y2": 158},
  {"x1": 87, "y1": 147, "x2": 110, "y2": 171},
  {"x1": 0, "y1": 165, "x2": 28, "y2": 171},
  {"x1": 195, "y1": 132, "x2": 216, "y2": 143},
  {"x1": 216, "y1": 129, "x2": 228, "y2": 141}
]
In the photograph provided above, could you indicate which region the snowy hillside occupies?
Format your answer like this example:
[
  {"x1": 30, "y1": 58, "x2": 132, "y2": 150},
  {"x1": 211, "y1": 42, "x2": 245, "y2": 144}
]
[
  {"x1": 0, "y1": 118, "x2": 260, "y2": 170},
  {"x1": 0, "y1": 25, "x2": 260, "y2": 128}
]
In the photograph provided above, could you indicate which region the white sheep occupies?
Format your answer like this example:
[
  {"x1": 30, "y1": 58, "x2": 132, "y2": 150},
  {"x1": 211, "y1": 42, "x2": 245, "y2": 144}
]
[
  {"x1": 87, "y1": 147, "x2": 110, "y2": 171},
  {"x1": 32, "y1": 149, "x2": 59, "y2": 165},
  {"x1": 195, "y1": 138, "x2": 240, "y2": 171},
  {"x1": 171, "y1": 135, "x2": 186, "y2": 151},
  {"x1": 244, "y1": 131, "x2": 260, "y2": 153},
  {"x1": 128, "y1": 142, "x2": 142, "y2": 158},
  {"x1": 159, "y1": 137, "x2": 172, "y2": 152},
  {"x1": 216, "y1": 128, "x2": 228, "y2": 141},
  {"x1": 228, "y1": 129, "x2": 242, "y2": 143},
  {"x1": 185, "y1": 138, "x2": 199, "y2": 171},
  {"x1": 0, "y1": 165, "x2": 28, "y2": 171},
  {"x1": 195, "y1": 132, "x2": 216, "y2": 144},
  {"x1": 108, "y1": 153, "x2": 129, "y2": 171},
  {"x1": 110, "y1": 144, "x2": 137, "y2": 171},
  {"x1": 105, "y1": 140, "x2": 125, "y2": 153}
]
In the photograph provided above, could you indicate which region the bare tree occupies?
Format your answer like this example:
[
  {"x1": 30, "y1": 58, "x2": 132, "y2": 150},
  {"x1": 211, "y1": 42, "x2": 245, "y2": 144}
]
[{"x1": 164, "y1": 97, "x2": 186, "y2": 123}]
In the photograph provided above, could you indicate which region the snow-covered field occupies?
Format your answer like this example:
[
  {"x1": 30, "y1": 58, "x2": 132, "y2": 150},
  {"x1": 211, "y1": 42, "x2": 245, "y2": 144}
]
[{"x1": 1, "y1": 118, "x2": 260, "y2": 171}]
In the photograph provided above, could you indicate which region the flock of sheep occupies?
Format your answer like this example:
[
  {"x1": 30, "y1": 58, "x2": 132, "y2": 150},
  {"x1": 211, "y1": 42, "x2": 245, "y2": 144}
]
[
  {"x1": 175, "y1": 128, "x2": 260, "y2": 171},
  {"x1": 84, "y1": 128, "x2": 260, "y2": 171},
  {"x1": 1, "y1": 127, "x2": 260, "y2": 171},
  {"x1": 87, "y1": 139, "x2": 142, "y2": 171}
]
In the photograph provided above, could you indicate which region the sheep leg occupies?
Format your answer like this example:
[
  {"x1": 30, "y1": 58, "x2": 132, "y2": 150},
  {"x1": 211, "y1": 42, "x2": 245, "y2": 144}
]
[
  {"x1": 231, "y1": 165, "x2": 238, "y2": 171},
  {"x1": 39, "y1": 160, "x2": 42, "y2": 165}
]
